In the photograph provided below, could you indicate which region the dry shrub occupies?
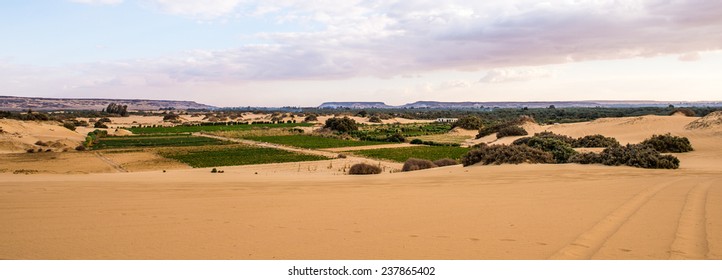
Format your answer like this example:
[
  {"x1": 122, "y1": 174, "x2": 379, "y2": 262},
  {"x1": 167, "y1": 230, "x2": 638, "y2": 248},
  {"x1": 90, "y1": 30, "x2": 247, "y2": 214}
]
[
  {"x1": 574, "y1": 134, "x2": 620, "y2": 148},
  {"x1": 433, "y1": 158, "x2": 458, "y2": 167},
  {"x1": 461, "y1": 144, "x2": 555, "y2": 166},
  {"x1": 640, "y1": 134, "x2": 693, "y2": 153},
  {"x1": 402, "y1": 158, "x2": 437, "y2": 171},
  {"x1": 571, "y1": 144, "x2": 680, "y2": 169},
  {"x1": 496, "y1": 126, "x2": 528, "y2": 138},
  {"x1": 348, "y1": 163, "x2": 382, "y2": 175}
]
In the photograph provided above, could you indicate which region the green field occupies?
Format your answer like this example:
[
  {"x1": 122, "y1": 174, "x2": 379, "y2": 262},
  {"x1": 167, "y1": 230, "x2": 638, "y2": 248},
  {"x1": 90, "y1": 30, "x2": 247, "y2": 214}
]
[
  {"x1": 127, "y1": 122, "x2": 313, "y2": 134},
  {"x1": 94, "y1": 135, "x2": 229, "y2": 149},
  {"x1": 242, "y1": 135, "x2": 387, "y2": 149},
  {"x1": 353, "y1": 146, "x2": 470, "y2": 162},
  {"x1": 159, "y1": 145, "x2": 329, "y2": 168}
]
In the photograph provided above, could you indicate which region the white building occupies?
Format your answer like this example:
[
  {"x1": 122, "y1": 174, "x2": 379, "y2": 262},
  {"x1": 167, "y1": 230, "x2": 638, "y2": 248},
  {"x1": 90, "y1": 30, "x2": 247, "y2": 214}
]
[{"x1": 435, "y1": 118, "x2": 458, "y2": 123}]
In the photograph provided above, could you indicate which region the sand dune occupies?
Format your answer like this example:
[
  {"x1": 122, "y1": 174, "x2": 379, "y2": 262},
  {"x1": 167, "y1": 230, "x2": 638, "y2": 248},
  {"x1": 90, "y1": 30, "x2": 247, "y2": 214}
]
[
  {"x1": 0, "y1": 119, "x2": 83, "y2": 153},
  {"x1": 1, "y1": 115, "x2": 721, "y2": 259}
]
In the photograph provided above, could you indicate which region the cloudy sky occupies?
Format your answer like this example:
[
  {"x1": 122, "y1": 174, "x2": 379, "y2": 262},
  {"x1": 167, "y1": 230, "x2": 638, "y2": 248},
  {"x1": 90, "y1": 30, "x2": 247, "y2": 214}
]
[{"x1": 1, "y1": 0, "x2": 721, "y2": 107}]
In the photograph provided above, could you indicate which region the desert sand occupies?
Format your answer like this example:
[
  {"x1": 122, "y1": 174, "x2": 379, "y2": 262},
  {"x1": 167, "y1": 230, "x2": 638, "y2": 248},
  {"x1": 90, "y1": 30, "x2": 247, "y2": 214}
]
[{"x1": 1, "y1": 114, "x2": 721, "y2": 259}]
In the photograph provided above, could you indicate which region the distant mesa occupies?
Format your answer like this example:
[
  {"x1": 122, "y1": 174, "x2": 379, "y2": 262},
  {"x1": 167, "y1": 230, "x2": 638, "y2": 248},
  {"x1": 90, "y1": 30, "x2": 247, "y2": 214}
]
[
  {"x1": 0, "y1": 96, "x2": 215, "y2": 111},
  {"x1": 318, "y1": 100, "x2": 722, "y2": 109},
  {"x1": 318, "y1": 102, "x2": 392, "y2": 109}
]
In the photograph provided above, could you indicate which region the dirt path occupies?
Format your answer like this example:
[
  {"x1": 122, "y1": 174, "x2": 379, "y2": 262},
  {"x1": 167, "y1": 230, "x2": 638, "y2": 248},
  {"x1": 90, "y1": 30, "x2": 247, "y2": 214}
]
[
  {"x1": 93, "y1": 151, "x2": 128, "y2": 173},
  {"x1": 322, "y1": 143, "x2": 417, "y2": 152}
]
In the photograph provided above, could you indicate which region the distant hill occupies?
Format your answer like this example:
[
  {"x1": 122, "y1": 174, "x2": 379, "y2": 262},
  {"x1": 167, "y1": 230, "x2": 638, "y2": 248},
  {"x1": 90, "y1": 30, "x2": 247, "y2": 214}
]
[
  {"x1": 319, "y1": 100, "x2": 722, "y2": 109},
  {"x1": 0, "y1": 96, "x2": 215, "y2": 111},
  {"x1": 318, "y1": 102, "x2": 392, "y2": 109}
]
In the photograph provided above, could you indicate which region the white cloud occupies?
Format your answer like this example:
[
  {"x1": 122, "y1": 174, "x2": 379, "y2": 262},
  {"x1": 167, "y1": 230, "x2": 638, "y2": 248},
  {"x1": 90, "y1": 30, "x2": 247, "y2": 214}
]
[
  {"x1": 678, "y1": 52, "x2": 701, "y2": 62},
  {"x1": 69, "y1": 0, "x2": 123, "y2": 5},
  {"x1": 438, "y1": 80, "x2": 472, "y2": 89},
  {"x1": 146, "y1": 0, "x2": 244, "y2": 19},
  {"x1": 480, "y1": 68, "x2": 554, "y2": 83},
  {"x1": 11, "y1": 0, "x2": 722, "y2": 103},
  {"x1": 114, "y1": 0, "x2": 722, "y2": 81}
]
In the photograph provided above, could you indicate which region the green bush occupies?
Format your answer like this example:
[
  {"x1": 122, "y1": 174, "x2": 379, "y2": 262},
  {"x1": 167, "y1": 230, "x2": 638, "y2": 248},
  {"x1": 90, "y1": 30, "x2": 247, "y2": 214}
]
[
  {"x1": 568, "y1": 152, "x2": 602, "y2": 164},
  {"x1": 599, "y1": 144, "x2": 680, "y2": 169},
  {"x1": 571, "y1": 144, "x2": 682, "y2": 169},
  {"x1": 452, "y1": 115, "x2": 483, "y2": 130},
  {"x1": 574, "y1": 134, "x2": 620, "y2": 148},
  {"x1": 433, "y1": 158, "x2": 458, "y2": 167},
  {"x1": 496, "y1": 126, "x2": 528, "y2": 138},
  {"x1": 526, "y1": 137, "x2": 578, "y2": 163},
  {"x1": 368, "y1": 116, "x2": 383, "y2": 123},
  {"x1": 410, "y1": 138, "x2": 423, "y2": 144},
  {"x1": 402, "y1": 158, "x2": 437, "y2": 171},
  {"x1": 461, "y1": 144, "x2": 555, "y2": 166},
  {"x1": 512, "y1": 137, "x2": 531, "y2": 146},
  {"x1": 94, "y1": 121, "x2": 108, "y2": 128},
  {"x1": 385, "y1": 133, "x2": 405, "y2": 143},
  {"x1": 324, "y1": 117, "x2": 358, "y2": 132},
  {"x1": 303, "y1": 114, "x2": 318, "y2": 122},
  {"x1": 348, "y1": 163, "x2": 382, "y2": 175},
  {"x1": 62, "y1": 121, "x2": 76, "y2": 131},
  {"x1": 640, "y1": 134, "x2": 693, "y2": 153}
]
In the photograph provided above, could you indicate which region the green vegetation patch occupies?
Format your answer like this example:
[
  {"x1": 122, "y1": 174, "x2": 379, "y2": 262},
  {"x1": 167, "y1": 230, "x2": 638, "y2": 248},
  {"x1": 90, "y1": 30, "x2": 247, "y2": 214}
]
[
  {"x1": 127, "y1": 122, "x2": 312, "y2": 134},
  {"x1": 159, "y1": 145, "x2": 329, "y2": 168},
  {"x1": 94, "y1": 135, "x2": 228, "y2": 149},
  {"x1": 243, "y1": 135, "x2": 387, "y2": 149},
  {"x1": 354, "y1": 146, "x2": 470, "y2": 162}
]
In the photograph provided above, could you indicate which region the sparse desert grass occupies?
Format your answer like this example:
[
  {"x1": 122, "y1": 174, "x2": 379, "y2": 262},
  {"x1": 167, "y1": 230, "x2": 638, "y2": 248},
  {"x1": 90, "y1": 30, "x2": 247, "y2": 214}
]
[
  {"x1": 94, "y1": 135, "x2": 229, "y2": 149},
  {"x1": 348, "y1": 163, "x2": 382, "y2": 175},
  {"x1": 158, "y1": 144, "x2": 328, "y2": 168},
  {"x1": 128, "y1": 122, "x2": 312, "y2": 134},
  {"x1": 353, "y1": 146, "x2": 469, "y2": 162},
  {"x1": 242, "y1": 135, "x2": 387, "y2": 149}
]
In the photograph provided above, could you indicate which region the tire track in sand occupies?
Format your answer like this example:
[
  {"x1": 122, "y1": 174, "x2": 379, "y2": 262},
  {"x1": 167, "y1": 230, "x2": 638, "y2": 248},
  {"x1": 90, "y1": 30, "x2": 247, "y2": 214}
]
[
  {"x1": 549, "y1": 179, "x2": 683, "y2": 260},
  {"x1": 94, "y1": 151, "x2": 128, "y2": 173},
  {"x1": 669, "y1": 181, "x2": 711, "y2": 259}
]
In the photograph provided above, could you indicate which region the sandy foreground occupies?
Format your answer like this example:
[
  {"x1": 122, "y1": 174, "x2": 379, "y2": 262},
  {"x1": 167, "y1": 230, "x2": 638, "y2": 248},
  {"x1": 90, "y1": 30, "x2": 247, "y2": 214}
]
[{"x1": 1, "y1": 114, "x2": 721, "y2": 259}]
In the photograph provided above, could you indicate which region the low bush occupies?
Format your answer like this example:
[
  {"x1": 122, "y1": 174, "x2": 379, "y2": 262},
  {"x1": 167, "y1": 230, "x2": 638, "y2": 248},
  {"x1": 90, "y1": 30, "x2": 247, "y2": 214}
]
[
  {"x1": 368, "y1": 116, "x2": 383, "y2": 123},
  {"x1": 402, "y1": 158, "x2": 437, "y2": 171},
  {"x1": 94, "y1": 121, "x2": 108, "y2": 128},
  {"x1": 348, "y1": 163, "x2": 382, "y2": 175},
  {"x1": 526, "y1": 137, "x2": 578, "y2": 163},
  {"x1": 572, "y1": 144, "x2": 680, "y2": 169},
  {"x1": 62, "y1": 121, "x2": 76, "y2": 131},
  {"x1": 410, "y1": 138, "x2": 423, "y2": 144},
  {"x1": 433, "y1": 158, "x2": 458, "y2": 167},
  {"x1": 385, "y1": 133, "x2": 405, "y2": 143},
  {"x1": 35, "y1": 140, "x2": 48, "y2": 146},
  {"x1": 75, "y1": 145, "x2": 86, "y2": 151},
  {"x1": 452, "y1": 115, "x2": 483, "y2": 130},
  {"x1": 512, "y1": 137, "x2": 531, "y2": 146},
  {"x1": 324, "y1": 117, "x2": 358, "y2": 132},
  {"x1": 568, "y1": 152, "x2": 602, "y2": 164},
  {"x1": 575, "y1": 134, "x2": 620, "y2": 148},
  {"x1": 461, "y1": 144, "x2": 555, "y2": 166},
  {"x1": 640, "y1": 134, "x2": 693, "y2": 153},
  {"x1": 496, "y1": 126, "x2": 528, "y2": 138},
  {"x1": 303, "y1": 114, "x2": 318, "y2": 122}
]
